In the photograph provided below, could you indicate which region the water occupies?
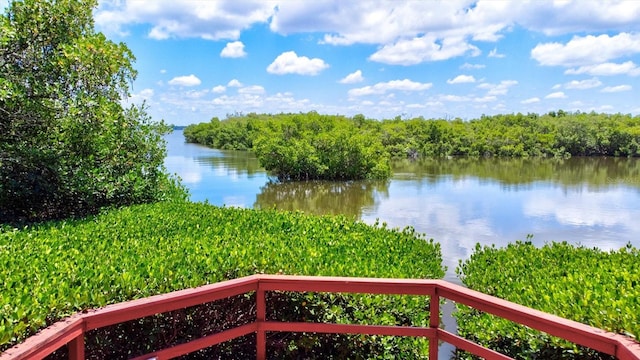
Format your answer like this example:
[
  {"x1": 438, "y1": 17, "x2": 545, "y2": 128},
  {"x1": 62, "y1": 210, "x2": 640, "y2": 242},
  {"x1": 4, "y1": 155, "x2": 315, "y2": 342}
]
[
  {"x1": 165, "y1": 129, "x2": 640, "y2": 358},
  {"x1": 166, "y1": 130, "x2": 640, "y2": 282}
]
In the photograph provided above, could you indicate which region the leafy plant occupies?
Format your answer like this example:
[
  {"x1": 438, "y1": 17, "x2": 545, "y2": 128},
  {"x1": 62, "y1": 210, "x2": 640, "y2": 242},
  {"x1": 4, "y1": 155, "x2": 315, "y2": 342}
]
[
  {"x1": 455, "y1": 241, "x2": 640, "y2": 359},
  {"x1": 0, "y1": 202, "x2": 444, "y2": 357},
  {"x1": 0, "y1": 0, "x2": 186, "y2": 223}
]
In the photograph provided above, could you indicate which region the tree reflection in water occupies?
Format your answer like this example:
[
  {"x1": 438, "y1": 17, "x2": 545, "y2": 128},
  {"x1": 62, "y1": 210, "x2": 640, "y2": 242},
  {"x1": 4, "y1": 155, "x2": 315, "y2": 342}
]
[{"x1": 255, "y1": 180, "x2": 389, "y2": 217}]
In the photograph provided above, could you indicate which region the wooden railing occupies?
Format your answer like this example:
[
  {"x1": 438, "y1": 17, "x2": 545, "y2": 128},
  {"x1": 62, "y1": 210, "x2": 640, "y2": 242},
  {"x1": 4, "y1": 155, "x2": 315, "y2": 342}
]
[{"x1": 2, "y1": 275, "x2": 639, "y2": 360}]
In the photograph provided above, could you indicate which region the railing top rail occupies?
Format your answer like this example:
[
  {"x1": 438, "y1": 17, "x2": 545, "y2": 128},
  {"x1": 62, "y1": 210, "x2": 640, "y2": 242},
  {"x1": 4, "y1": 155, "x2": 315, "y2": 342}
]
[{"x1": 2, "y1": 275, "x2": 639, "y2": 360}]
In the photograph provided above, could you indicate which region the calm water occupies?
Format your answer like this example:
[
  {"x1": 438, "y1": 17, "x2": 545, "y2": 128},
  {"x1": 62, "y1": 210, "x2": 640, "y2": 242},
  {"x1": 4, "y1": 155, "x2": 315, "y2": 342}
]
[{"x1": 165, "y1": 130, "x2": 640, "y2": 282}]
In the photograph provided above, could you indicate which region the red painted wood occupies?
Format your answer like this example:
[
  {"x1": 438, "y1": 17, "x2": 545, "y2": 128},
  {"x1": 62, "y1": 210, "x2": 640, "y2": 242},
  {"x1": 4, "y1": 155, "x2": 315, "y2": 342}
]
[
  {"x1": 67, "y1": 335, "x2": 84, "y2": 360},
  {"x1": 256, "y1": 288, "x2": 266, "y2": 360},
  {"x1": 0, "y1": 314, "x2": 84, "y2": 360},
  {"x1": 262, "y1": 321, "x2": 436, "y2": 338},
  {"x1": 83, "y1": 276, "x2": 258, "y2": 330},
  {"x1": 129, "y1": 323, "x2": 256, "y2": 360},
  {"x1": 429, "y1": 291, "x2": 440, "y2": 360},
  {"x1": 2, "y1": 275, "x2": 639, "y2": 360},
  {"x1": 435, "y1": 280, "x2": 625, "y2": 355},
  {"x1": 437, "y1": 329, "x2": 514, "y2": 360},
  {"x1": 256, "y1": 274, "x2": 438, "y2": 296}
]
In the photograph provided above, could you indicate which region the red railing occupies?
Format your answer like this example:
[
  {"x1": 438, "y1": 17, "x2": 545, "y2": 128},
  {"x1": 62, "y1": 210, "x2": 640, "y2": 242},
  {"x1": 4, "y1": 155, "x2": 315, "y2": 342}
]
[{"x1": 2, "y1": 275, "x2": 639, "y2": 360}]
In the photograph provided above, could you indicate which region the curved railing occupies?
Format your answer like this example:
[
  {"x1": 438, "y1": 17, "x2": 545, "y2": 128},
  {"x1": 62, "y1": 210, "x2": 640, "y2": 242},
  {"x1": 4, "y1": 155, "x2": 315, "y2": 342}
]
[{"x1": 2, "y1": 275, "x2": 639, "y2": 360}]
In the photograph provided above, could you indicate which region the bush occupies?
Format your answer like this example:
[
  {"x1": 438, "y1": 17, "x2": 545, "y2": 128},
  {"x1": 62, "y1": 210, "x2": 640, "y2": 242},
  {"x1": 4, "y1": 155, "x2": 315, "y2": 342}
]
[
  {"x1": 0, "y1": 0, "x2": 185, "y2": 223},
  {"x1": 0, "y1": 202, "x2": 444, "y2": 357},
  {"x1": 455, "y1": 241, "x2": 640, "y2": 359}
]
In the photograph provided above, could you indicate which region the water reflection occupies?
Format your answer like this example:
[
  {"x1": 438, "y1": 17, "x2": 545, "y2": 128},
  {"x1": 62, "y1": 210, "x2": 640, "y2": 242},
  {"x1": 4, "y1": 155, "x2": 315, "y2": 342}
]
[
  {"x1": 165, "y1": 130, "x2": 640, "y2": 281},
  {"x1": 392, "y1": 157, "x2": 640, "y2": 191},
  {"x1": 254, "y1": 180, "x2": 389, "y2": 217}
]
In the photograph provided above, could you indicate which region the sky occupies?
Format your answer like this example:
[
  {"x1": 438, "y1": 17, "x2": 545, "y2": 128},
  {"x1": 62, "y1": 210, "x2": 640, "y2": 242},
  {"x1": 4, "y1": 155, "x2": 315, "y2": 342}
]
[{"x1": 70, "y1": 1, "x2": 640, "y2": 125}]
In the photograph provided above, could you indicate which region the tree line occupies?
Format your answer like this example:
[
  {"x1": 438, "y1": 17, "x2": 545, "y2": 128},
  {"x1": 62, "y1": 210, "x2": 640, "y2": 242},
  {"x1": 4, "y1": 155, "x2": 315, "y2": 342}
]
[{"x1": 184, "y1": 111, "x2": 640, "y2": 180}]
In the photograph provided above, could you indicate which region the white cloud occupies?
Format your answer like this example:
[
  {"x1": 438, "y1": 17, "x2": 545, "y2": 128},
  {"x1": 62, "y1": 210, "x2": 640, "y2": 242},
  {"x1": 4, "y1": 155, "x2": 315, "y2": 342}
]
[
  {"x1": 348, "y1": 79, "x2": 432, "y2": 97},
  {"x1": 168, "y1": 74, "x2": 201, "y2": 87},
  {"x1": 545, "y1": 91, "x2": 567, "y2": 99},
  {"x1": 95, "y1": 0, "x2": 275, "y2": 40},
  {"x1": 521, "y1": 97, "x2": 540, "y2": 104},
  {"x1": 447, "y1": 75, "x2": 476, "y2": 84},
  {"x1": 369, "y1": 35, "x2": 480, "y2": 65},
  {"x1": 267, "y1": 51, "x2": 329, "y2": 75},
  {"x1": 212, "y1": 85, "x2": 227, "y2": 93},
  {"x1": 160, "y1": 69, "x2": 167, "y2": 74},
  {"x1": 184, "y1": 89, "x2": 209, "y2": 99},
  {"x1": 128, "y1": 88, "x2": 154, "y2": 104},
  {"x1": 339, "y1": 70, "x2": 364, "y2": 84},
  {"x1": 227, "y1": 79, "x2": 244, "y2": 87},
  {"x1": 601, "y1": 85, "x2": 632, "y2": 93},
  {"x1": 531, "y1": 33, "x2": 640, "y2": 67},
  {"x1": 513, "y1": 1, "x2": 640, "y2": 35},
  {"x1": 438, "y1": 94, "x2": 471, "y2": 102},
  {"x1": 220, "y1": 41, "x2": 247, "y2": 58},
  {"x1": 474, "y1": 95, "x2": 497, "y2": 103},
  {"x1": 238, "y1": 85, "x2": 266, "y2": 94},
  {"x1": 488, "y1": 47, "x2": 505, "y2": 58},
  {"x1": 477, "y1": 80, "x2": 518, "y2": 96},
  {"x1": 563, "y1": 78, "x2": 602, "y2": 90},
  {"x1": 461, "y1": 63, "x2": 486, "y2": 70},
  {"x1": 564, "y1": 61, "x2": 640, "y2": 76}
]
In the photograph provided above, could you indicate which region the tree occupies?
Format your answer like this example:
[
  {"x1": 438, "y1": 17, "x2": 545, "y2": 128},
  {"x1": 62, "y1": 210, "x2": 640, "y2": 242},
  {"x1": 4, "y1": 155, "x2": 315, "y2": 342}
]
[{"x1": 0, "y1": 0, "x2": 185, "y2": 223}]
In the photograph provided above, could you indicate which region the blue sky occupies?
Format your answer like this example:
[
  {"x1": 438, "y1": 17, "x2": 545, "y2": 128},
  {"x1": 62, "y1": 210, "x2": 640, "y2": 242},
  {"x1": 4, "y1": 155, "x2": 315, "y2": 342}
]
[{"x1": 86, "y1": 0, "x2": 640, "y2": 125}]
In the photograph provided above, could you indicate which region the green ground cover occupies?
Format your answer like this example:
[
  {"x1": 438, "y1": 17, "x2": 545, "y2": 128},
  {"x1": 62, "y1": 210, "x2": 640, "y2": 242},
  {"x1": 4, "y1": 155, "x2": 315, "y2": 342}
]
[
  {"x1": 456, "y1": 241, "x2": 640, "y2": 359},
  {"x1": 0, "y1": 202, "x2": 444, "y2": 358}
]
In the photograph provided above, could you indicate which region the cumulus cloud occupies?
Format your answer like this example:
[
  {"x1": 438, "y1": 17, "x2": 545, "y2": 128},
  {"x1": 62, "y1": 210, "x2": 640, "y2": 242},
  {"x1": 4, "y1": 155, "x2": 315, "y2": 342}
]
[
  {"x1": 348, "y1": 79, "x2": 432, "y2": 97},
  {"x1": 461, "y1": 63, "x2": 486, "y2": 70},
  {"x1": 220, "y1": 41, "x2": 247, "y2": 58},
  {"x1": 564, "y1": 61, "x2": 640, "y2": 76},
  {"x1": 601, "y1": 85, "x2": 632, "y2": 93},
  {"x1": 227, "y1": 79, "x2": 244, "y2": 87},
  {"x1": 339, "y1": 70, "x2": 364, "y2": 84},
  {"x1": 95, "y1": 0, "x2": 275, "y2": 40},
  {"x1": 447, "y1": 75, "x2": 476, "y2": 84},
  {"x1": 477, "y1": 80, "x2": 518, "y2": 96},
  {"x1": 531, "y1": 33, "x2": 640, "y2": 67},
  {"x1": 168, "y1": 74, "x2": 201, "y2": 87},
  {"x1": 128, "y1": 88, "x2": 154, "y2": 104},
  {"x1": 563, "y1": 78, "x2": 602, "y2": 90},
  {"x1": 369, "y1": 35, "x2": 481, "y2": 65},
  {"x1": 545, "y1": 91, "x2": 567, "y2": 99},
  {"x1": 267, "y1": 51, "x2": 329, "y2": 75},
  {"x1": 212, "y1": 85, "x2": 227, "y2": 93},
  {"x1": 238, "y1": 85, "x2": 266, "y2": 94},
  {"x1": 521, "y1": 97, "x2": 540, "y2": 104}
]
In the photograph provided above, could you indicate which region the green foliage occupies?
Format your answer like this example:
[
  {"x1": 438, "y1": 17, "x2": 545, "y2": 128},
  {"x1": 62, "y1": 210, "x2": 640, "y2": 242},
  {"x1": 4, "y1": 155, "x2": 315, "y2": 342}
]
[
  {"x1": 455, "y1": 241, "x2": 640, "y2": 359},
  {"x1": 0, "y1": 202, "x2": 444, "y2": 356},
  {"x1": 0, "y1": 0, "x2": 186, "y2": 223},
  {"x1": 251, "y1": 112, "x2": 391, "y2": 180},
  {"x1": 185, "y1": 112, "x2": 640, "y2": 168}
]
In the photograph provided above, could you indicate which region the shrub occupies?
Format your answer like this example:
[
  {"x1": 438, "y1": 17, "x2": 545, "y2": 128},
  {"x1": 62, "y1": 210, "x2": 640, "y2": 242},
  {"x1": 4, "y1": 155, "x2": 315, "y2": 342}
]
[
  {"x1": 455, "y1": 241, "x2": 640, "y2": 359},
  {"x1": 0, "y1": 202, "x2": 444, "y2": 357}
]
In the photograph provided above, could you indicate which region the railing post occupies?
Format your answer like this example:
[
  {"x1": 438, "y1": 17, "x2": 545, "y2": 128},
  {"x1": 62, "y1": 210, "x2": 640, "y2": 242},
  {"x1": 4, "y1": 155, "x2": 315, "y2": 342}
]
[
  {"x1": 256, "y1": 285, "x2": 266, "y2": 360},
  {"x1": 68, "y1": 334, "x2": 85, "y2": 360},
  {"x1": 429, "y1": 288, "x2": 439, "y2": 359}
]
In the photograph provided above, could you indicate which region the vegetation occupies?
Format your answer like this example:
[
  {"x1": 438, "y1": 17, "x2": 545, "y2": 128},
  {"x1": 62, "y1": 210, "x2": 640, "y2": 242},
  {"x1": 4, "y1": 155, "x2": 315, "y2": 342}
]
[
  {"x1": 0, "y1": 202, "x2": 445, "y2": 357},
  {"x1": 0, "y1": 0, "x2": 185, "y2": 224},
  {"x1": 185, "y1": 111, "x2": 640, "y2": 167},
  {"x1": 455, "y1": 241, "x2": 640, "y2": 359},
  {"x1": 186, "y1": 112, "x2": 391, "y2": 181}
]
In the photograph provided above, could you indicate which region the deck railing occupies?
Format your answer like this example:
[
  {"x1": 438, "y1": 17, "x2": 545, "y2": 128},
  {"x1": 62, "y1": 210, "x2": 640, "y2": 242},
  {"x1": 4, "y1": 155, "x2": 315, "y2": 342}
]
[{"x1": 2, "y1": 274, "x2": 639, "y2": 360}]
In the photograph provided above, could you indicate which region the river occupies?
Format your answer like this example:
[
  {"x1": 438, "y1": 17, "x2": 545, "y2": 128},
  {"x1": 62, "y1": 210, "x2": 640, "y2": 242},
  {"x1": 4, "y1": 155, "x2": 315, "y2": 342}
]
[{"x1": 164, "y1": 129, "x2": 640, "y2": 283}]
